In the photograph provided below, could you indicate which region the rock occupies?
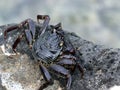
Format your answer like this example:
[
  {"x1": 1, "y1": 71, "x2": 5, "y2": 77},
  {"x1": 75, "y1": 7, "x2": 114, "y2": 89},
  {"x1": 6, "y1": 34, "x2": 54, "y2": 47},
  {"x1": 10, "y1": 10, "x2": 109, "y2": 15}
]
[{"x1": 0, "y1": 24, "x2": 120, "y2": 90}]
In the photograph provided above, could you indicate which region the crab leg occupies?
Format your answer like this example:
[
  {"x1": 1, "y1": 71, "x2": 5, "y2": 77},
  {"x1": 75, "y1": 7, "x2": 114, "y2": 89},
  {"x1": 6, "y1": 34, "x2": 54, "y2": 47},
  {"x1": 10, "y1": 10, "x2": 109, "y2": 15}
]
[
  {"x1": 49, "y1": 64, "x2": 72, "y2": 90},
  {"x1": 57, "y1": 58, "x2": 76, "y2": 65},
  {"x1": 21, "y1": 19, "x2": 36, "y2": 47},
  {"x1": 4, "y1": 19, "x2": 36, "y2": 51},
  {"x1": 4, "y1": 19, "x2": 35, "y2": 40},
  {"x1": 57, "y1": 58, "x2": 77, "y2": 73},
  {"x1": 12, "y1": 28, "x2": 33, "y2": 52},
  {"x1": 60, "y1": 54, "x2": 76, "y2": 60},
  {"x1": 76, "y1": 63, "x2": 84, "y2": 78},
  {"x1": 18, "y1": 19, "x2": 36, "y2": 40},
  {"x1": 25, "y1": 19, "x2": 36, "y2": 39},
  {"x1": 4, "y1": 24, "x2": 20, "y2": 39},
  {"x1": 12, "y1": 33, "x2": 24, "y2": 53},
  {"x1": 24, "y1": 29, "x2": 33, "y2": 47},
  {"x1": 37, "y1": 15, "x2": 50, "y2": 35},
  {"x1": 60, "y1": 53, "x2": 84, "y2": 78},
  {"x1": 39, "y1": 64, "x2": 52, "y2": 90}
]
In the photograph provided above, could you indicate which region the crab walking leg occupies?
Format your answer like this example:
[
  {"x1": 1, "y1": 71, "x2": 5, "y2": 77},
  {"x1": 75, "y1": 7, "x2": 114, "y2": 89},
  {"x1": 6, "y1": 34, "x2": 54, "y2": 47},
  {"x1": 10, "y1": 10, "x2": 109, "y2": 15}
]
[
  {"x1": 57, "y1": 58, "x2": 76, "y2": 65},
  {"x1": 49, "y1": 64, "x2": 72, "y2": 90},
  {"x1": 20, "y1": 19, "x2": 36, "y2": 47},
  {"x1": 39, "y1": 64, "x2": 52, "y2": 90},
  {"x1": 12, "y1": 34, "x2": 24, "y2": 53},
  {"x1": 60, "y1": 55, "x2": 84, "y2": 78},
  {"x1": 12, "y1": 29, "x2": 33, "y2": 52},
  {"x1": 24, "y1": 29, "x2": 33, "y2": 47},
  {"x1": 25, "y1": 19, "x2": 36, "y2": 39},
  {"x1": 37, "y1": 15, "x2": 50, "y2": 35},
  {"x1": 4, "y1": 19, "x2": 35, "y2": 40},
  {"x1": 60, "y1": 54, "x2": 76, "y2": 60},
  {"x1": 4, "y1": 19, "x2": 36, "y2": 50},
  {"x1": 77, "y1": 63, "x2": 84, "y2": 78},
  {"x1": 19, "y1": 19, "x2": 36, "y2": 38},
  {"x1": 4, "y1": 24, "x2": 20, "y2": 39},
  {"x1": 57, "y1": 58, "x2": 78, "y2": 73}
]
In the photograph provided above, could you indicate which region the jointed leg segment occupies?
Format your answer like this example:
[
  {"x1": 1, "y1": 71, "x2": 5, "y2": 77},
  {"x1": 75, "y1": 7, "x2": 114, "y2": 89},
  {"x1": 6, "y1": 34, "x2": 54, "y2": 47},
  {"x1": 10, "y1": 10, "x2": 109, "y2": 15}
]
[
  {"x1": 49, "y1": 64, "x2": 72, "y2": 90},
  {"x1": 4, "y1": 19, "x2": 36, "y2": 51},
  {"x1": 39, "y1": 64, "x2": 52, "y2": 90}
]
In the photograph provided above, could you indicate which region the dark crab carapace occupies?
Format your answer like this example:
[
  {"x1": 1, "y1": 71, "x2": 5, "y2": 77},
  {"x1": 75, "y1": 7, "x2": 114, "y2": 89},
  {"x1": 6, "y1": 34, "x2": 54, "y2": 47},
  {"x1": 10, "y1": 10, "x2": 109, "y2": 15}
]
[{"x1": 4, "y1": 15, "x2": 84, "y2": 90}]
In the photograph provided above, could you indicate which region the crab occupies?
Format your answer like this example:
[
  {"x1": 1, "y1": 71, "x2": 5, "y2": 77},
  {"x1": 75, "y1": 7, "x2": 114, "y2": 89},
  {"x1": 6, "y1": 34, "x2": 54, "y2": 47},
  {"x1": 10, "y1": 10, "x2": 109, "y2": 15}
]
[{"x1": 4, "y1": 15, "x2": 84, "y2": 90}]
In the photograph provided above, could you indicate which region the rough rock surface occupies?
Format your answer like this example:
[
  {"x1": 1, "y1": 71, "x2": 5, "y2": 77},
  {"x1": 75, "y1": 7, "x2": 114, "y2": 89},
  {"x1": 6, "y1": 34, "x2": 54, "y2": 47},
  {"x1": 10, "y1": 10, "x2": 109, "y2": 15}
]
[{"x1": 0, "y1": 24, "x2": 120, "y2": 90}]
